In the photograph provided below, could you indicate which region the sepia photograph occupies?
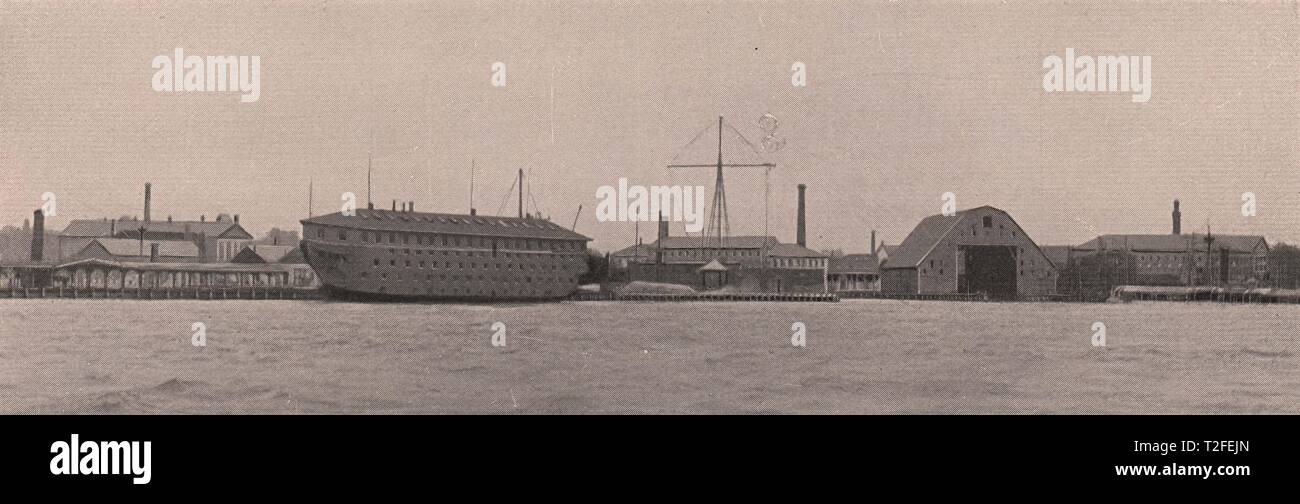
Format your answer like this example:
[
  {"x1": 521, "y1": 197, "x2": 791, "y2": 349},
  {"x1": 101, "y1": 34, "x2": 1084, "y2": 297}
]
[{"x1": 0, "y1": 0, "x2": 1295, "y2": 490}]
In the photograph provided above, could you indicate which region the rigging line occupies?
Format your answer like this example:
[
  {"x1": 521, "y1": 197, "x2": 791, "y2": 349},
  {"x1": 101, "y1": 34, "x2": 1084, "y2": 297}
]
[
  {"x1": 494, "y1": 177, "x2": 518, "y2": 217},
  {"x1": 530, "y1": 191, "x2": 545, "y2": 219},
  {"x1": 668, "y1": 120, "x2": 718, "y2": 165},
  {"x1": 724, "y1": 122, "x2": 763, "y2": 154}
]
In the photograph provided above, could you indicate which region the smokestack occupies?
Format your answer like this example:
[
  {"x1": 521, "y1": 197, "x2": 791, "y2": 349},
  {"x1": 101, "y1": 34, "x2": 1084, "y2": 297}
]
[
  {"x1": 1172, "y1": 199, "x2": 1181, "y2": 235},
  {"x1": 871, "y1": 230, "x2": 877, "y2": 255},
  {"x1": 150, "y1": 243, "x2": 160, "y2": 263},
  {"x1": 144, "y1": 183, "x2": 152, "y2": 222},
  {"x1": 409, "y1": 202, "x2": 415, "y2": 213},
  {"x1": 392, "y1": 200, "x2": 397, "y2": 212},
  {"x1": 658, "y1": 211, "x2": 669, "y2": 242},
  {"x1": 796, "y1": 184, "x2": 807, "y2": 248},
  {"x1": 30, "y1": 209, "x2": 44, "y2": 262},
  {"x1": 234, "y1": 214, "x2": 240, "y2": 224}
]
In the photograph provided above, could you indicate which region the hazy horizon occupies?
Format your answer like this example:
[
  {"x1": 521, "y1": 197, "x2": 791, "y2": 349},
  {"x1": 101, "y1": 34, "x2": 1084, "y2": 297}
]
[{"x1": 3, "y1": 1, "x2": 1297, "y2": 253}]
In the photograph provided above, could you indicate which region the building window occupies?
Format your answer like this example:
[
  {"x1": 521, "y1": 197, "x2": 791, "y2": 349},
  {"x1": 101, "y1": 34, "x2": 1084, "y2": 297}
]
[{"x1": 983, "y1": 216, "x2": 993, "y2": 228}]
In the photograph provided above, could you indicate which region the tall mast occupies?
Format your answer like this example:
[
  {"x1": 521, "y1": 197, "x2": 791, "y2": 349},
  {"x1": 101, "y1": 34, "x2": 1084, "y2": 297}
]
[
  {"x1": 308, "y1": 179, "x2": 314, "y2": 218},
  {"x1": 367, "y1": 127, "x2": 374, "y2": 209},
  {"x1": 716, "y1": 115, "x2": 724, "y2": 254},
  {"x1": 470, "y1": 158, "x2": 476, "y2": 213},
  {"x1": 518, "y1": 168, "x2": 525, "y2": 219}
]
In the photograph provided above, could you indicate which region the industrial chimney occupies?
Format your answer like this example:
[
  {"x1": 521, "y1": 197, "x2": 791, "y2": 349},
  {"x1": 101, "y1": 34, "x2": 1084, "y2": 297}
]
[
  {"x1": 658, "y1": 211, "x2": 669, "y2": 242},
  {"x1": 1172, "y1": 199, "x2": 1181, "y2": 235},
  {"x1": 796, "y1": 184, "x2": 807, "y2": 248},
  {"x1": 144, "y1": 183, "x2": 152, "y2": 222},
  {"x1": 871, "y1": 230, "x2": 877, "y2": 256},
  {"x1": 30, "y1": 209, "x2": 44, "y2": 262}
]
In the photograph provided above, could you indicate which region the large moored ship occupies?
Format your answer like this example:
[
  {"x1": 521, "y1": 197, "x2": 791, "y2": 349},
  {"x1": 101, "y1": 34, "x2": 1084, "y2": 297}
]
[{"x1": 300, "y1": 206, "x2": 591, "y2": 302}]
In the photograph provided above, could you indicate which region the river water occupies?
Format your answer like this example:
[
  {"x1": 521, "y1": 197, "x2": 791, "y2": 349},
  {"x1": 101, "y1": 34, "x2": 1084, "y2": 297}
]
[{"x1": 1, "y1": 299, "x2": 1296, "y2": 414}]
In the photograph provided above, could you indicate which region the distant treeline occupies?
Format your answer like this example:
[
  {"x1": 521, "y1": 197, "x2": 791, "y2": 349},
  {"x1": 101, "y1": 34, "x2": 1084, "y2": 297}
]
[{"x1": 0, "y1": 225, "x2": 58, "y2": 263}]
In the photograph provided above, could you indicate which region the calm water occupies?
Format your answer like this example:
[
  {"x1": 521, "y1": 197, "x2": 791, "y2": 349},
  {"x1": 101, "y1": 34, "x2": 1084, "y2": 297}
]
[{"x1": 1, "y1": 299, "x2": 1296, "y2": 414}]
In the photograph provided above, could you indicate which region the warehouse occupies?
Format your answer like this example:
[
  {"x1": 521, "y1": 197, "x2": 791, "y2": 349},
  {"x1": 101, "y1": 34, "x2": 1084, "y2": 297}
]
[{"x1": 880, "y1": 205, "x2": 1056, "y2": 298}]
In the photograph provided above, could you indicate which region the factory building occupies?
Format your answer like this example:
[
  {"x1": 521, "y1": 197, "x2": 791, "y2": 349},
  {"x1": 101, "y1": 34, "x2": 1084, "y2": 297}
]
[
  {"x1": 58, "y1": 183, "x2": 254, "y2": 262},
  {"x1": 612, "y1": 184, "x2": 828, "y2": 293},
  {"x1": 881, "y1": 205, "x2": 1056, "y2": 298},
  {"x1": 1054, "y1": 200, "x2": 1269, "y2": 296}
]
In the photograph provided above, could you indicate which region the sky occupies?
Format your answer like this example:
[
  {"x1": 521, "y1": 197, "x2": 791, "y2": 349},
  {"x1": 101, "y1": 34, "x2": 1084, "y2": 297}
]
[{"x1": 1, "y1": 1, "x2": 1297, "y2": 253}]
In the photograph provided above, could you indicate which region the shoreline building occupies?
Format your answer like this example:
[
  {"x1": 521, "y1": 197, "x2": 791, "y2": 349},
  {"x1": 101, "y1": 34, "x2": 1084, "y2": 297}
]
[
  {"x1": 232, "y1": 244, "x2": 318, "y2": 288},
  {"x1": 1054, "y1": 200, "x2": 1268, "y2": 296},
  {"x1": 827, "y1": 230, "x2": 881, "y2": 293},
  {"x1": 611, "y1": 185, "x2": 828, "y2": 293},
  {"x1": 59, "y1": 183, "x2": 253, "y2": 262},
  {"x1": 881, "y1": 205, "x2": 1057, "y2": 298}
]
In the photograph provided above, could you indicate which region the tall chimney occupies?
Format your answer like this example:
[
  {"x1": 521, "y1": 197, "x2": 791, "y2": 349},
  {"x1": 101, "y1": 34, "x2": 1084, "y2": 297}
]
[
  {"x1": 30, "y1": 209, "x2": 44, "y2": 262},
  {"x1": 150, "y1": 243, "x2": 160, "y2": 263},
  {"x1": 871, "y1": 230, "x2": 877, "y2": 255},
  {"x1": 409, "y1": 202, "x2": 415, "y2": 213},
  {"x1": 392, "y1": 200, "x2": 397, "y2": 212},
  {"x1": 1172, "y1": 199, "x2": 1181, "y2": 235},
  {"x1": 796, "y1": 184, "x2": 807, "y2": 248},
  {"x1": 144, "y1": 183, "x2": 152, "y2": 222},
  {"x1": 658, "y1": 211, "x2": 669, "y2": 242}
]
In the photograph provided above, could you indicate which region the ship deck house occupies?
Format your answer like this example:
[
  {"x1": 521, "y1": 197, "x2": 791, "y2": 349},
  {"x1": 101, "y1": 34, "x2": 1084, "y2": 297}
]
[{"x1": 299, "y1": 208, "x2": 591, "y2": 299}]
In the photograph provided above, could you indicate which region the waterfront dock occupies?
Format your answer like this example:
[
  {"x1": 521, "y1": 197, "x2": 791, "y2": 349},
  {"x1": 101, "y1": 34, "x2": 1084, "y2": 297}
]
[
  {"x1": 570, "y1": 291, "x2": 839, "y2": 302},
  {"x1": 0, "y1": 286, "x2": 321, "y2": 301},
  {"x1": 1110, "y1": 286, "x2": 1300, "y2": 304}
]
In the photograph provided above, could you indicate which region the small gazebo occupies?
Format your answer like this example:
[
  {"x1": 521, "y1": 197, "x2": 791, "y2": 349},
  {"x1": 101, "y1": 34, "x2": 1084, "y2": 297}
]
[{"x1": 698, "y1": 259, "x2": 728, "y2": 290}]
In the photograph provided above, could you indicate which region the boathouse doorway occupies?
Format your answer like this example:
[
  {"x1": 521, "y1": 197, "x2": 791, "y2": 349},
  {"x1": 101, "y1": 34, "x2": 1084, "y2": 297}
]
[{"x1": 958, "y1": 245, "x2": 1017, "y2": 299}]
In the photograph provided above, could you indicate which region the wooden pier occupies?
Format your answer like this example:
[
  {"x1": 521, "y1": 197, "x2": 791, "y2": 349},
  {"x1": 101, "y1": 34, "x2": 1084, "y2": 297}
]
[
  {"x1": 837, "y1": 291, "x2": 989, "y2": 302},
  {"x1": 0, "y1": 286, "x2": 322, "y2": 301},
  {"x1": 1111, "y1": 286, "x2": 1300, "y2": 304},
  {"x1": 570, "y1": 291, "x2": 839, "y2": 302}
]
